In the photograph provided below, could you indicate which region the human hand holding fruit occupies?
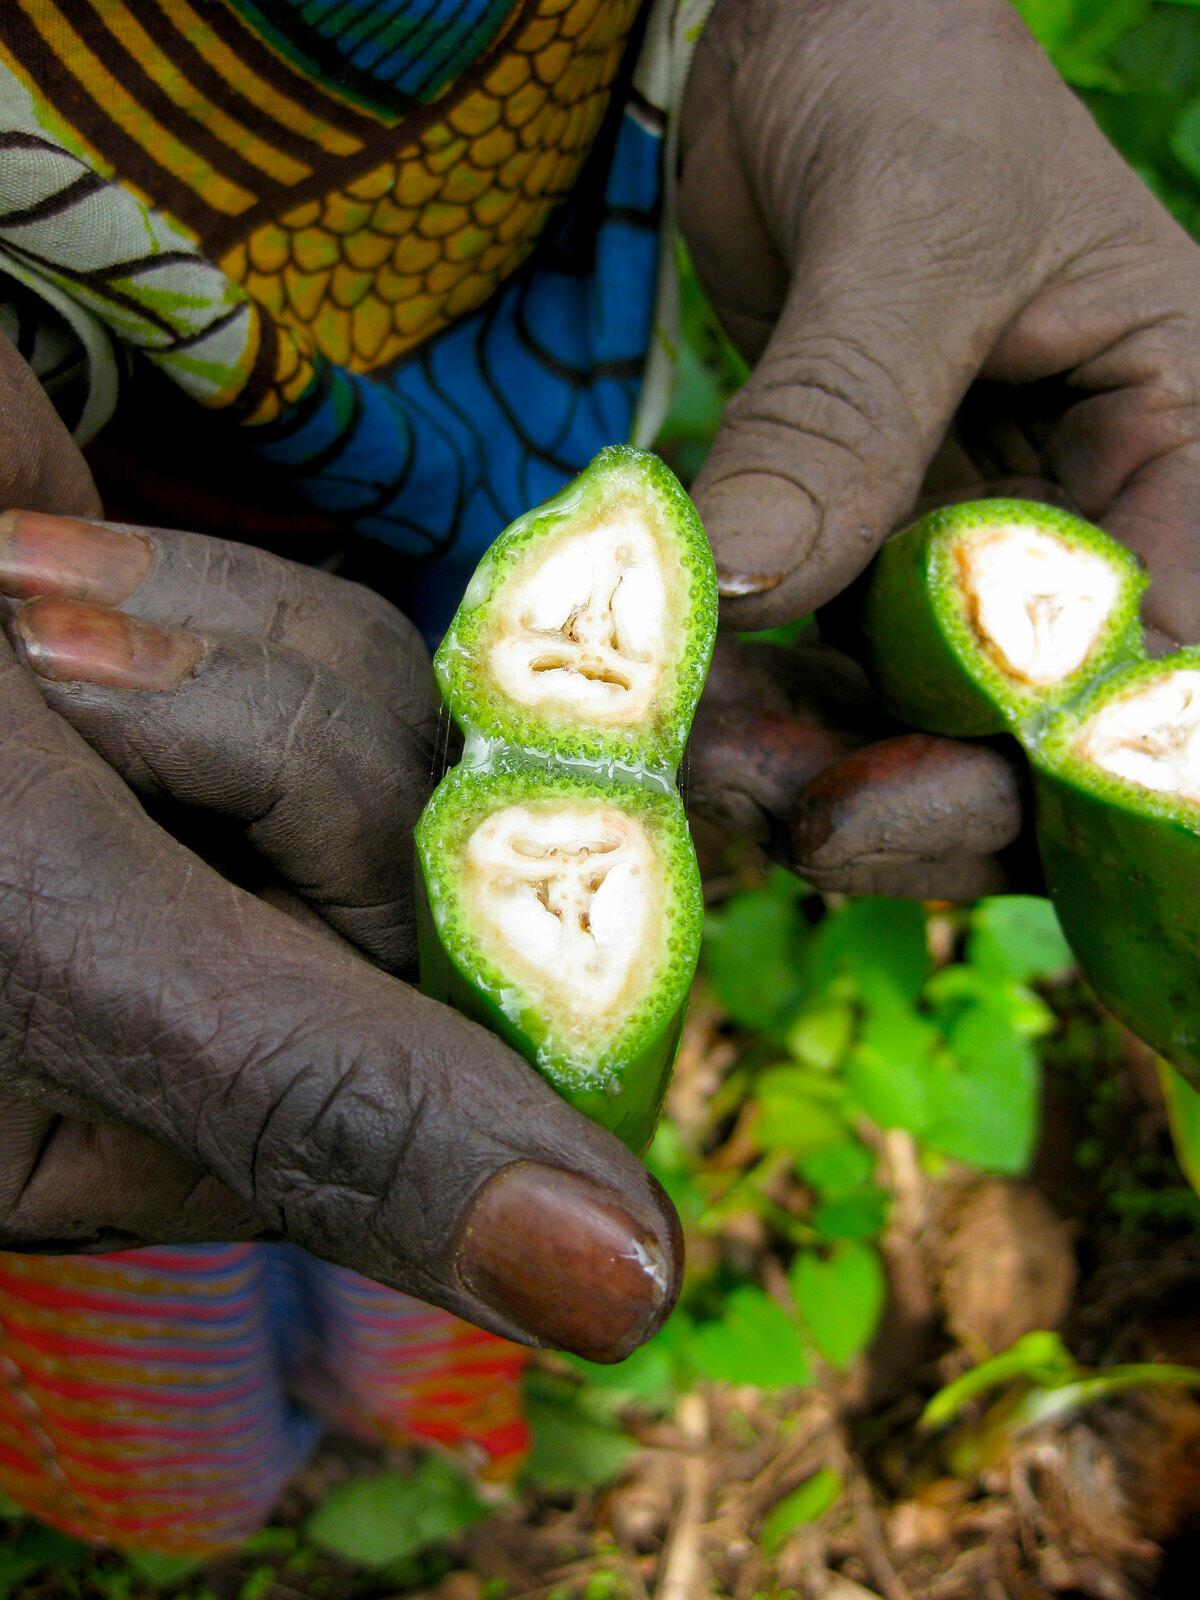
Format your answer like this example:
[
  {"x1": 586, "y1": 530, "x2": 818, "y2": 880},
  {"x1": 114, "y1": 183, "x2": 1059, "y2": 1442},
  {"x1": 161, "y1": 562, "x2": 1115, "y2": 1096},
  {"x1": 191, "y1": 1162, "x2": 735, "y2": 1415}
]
[
  {"x1": 678, "y1": 0, "x2": 1200, "y2": 892},
  {"x1": 0, "y1": 359, "x2": 682, "y2": 1359}
]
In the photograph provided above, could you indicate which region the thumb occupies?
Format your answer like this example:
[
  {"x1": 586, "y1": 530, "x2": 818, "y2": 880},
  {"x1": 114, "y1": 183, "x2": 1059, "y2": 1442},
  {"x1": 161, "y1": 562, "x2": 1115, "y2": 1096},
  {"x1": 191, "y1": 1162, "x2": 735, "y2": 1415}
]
[
  {"x1": 679, "y1": 0, "x2": 1088, "y2": 628},
  {"x1": 691, "y1": 260, "x2": 998, "y2": 628}
]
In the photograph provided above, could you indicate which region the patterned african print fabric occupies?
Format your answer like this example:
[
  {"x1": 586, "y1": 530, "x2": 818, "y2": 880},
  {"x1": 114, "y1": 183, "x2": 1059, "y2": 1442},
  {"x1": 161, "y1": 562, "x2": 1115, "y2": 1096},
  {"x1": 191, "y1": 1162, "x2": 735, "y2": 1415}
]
[
  {"x1": 0, "y1": 0, "x2": 707, "y2": 623},
  {"x1": 0, "y1": 0, "x2": 715, "y2": 1556}
]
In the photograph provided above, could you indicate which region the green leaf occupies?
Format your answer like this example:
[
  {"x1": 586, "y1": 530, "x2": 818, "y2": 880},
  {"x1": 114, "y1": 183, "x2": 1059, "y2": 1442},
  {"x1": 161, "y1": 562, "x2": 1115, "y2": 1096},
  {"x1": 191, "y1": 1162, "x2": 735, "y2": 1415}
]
[
  {"x1": 1171, "y1": 94, "x2": 1200, "y2": 178},
  {"x1": 812, "y1": 1188, "x2": 889, "y2": 1242},
  {"x1": 920, "y1": 1331, "x2": 1073, "y2": 1430},
  {"x1": 1014, "y1": 0, "x2": 1152, "y2": 88},
  {"x1": 0, "y1": 1528, "x2": 87, "y2": 1600},
  {"x1": 1013, "y1": 1362, "x2": 1200, "y2": 1429},
  {"x1": 808, "y1": 899, "x2": 930, "y2": 1011},
  {"x1": 787, "y1": 1001, "x2": 856, "y2": 1071},
  {"x1": 687, "y1": 1287, "x2": 813, "y2": 1390},
  {"x1": 922, "y1": 1002, "x2": 1040, "y2": 1174},
  {"x1": 1158, "y1": 1057, "x2": 1200, "y2": 1196},
  {"x1": 645, "y1": 1122, "x2": 707, "y2": 1229},
  {"x1": 927, "y1": 964, "x2": 1055, "y2": 1039},
  {"x1": 846, "y1": 1004, "x2": 942, "y2": 1138},
  {"x1": 1091, "y1": 9, "x2": 1200, "y2": 169},
  {"x1": 791, "y1": 1242, "x2": 886, "y2": 1370},
  {"x1": 967, "y1": 897, "x2": 1074, "y2": 984},
  {"x1": 306, "y1": 1459, "x2": 485, "y2": 1567},
  {"x1": 797, "y1": 1139, "x2": 875, "y2": 1199},
  {"x1": 754, "y1": 1070, "x2": 848, "y2": 1156},
  {"x1": 703, "y1": 871, "x2": 810, "y2": 1031},
  {"x1": 124, "y1": 1552, "x2": 205, "y2": 1587},
  {"x1": 761, "y1": 1468, "x2": 844, "y2": 1552},
  {"x1": 523, "y1": 1393, "x2": 636, "y2": 1491}
]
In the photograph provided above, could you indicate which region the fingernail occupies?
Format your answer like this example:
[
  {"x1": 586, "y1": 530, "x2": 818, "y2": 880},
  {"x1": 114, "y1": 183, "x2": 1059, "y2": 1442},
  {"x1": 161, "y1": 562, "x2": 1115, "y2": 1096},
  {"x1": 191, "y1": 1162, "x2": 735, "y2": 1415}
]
[
  {"x1": 716, "y1": 565, "x2": 788, "y2": 598},
  {"x1": 456, "y1": 1163, "x2": 680, "y2": 1362},
  {"x1": 15, "y1": 598, "x2": 201, "y2": 690},
  {"x1": 0, "y1": 511, "x2": 153, "y2": 604}
]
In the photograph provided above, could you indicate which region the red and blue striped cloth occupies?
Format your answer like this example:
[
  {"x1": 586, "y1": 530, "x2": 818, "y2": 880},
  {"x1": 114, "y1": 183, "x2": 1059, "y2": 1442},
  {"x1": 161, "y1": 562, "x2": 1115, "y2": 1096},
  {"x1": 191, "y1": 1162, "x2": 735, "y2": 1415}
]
[{"x1": 0, "y1": 1246, "x2": 529, "y2": 1555}]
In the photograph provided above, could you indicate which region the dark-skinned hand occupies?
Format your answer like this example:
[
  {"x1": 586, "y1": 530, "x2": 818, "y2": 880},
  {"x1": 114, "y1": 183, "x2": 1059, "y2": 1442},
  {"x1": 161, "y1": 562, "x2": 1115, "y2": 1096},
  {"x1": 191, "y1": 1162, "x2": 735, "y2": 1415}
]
[
  {"x1": 679, "y1": 0, "x2": 1200, "y2": 889},
  {"x1": 0, "y1": 332, "x2": 691, "y2": 1364}
]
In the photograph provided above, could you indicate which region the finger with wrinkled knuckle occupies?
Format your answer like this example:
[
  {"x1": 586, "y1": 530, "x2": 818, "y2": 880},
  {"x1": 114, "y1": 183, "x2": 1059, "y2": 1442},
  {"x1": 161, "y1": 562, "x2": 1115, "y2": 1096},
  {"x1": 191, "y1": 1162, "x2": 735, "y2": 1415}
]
[
  {"x1": 0, "y1": 506, "x2": 438, "y2": 734},
  {"x1": 7, "y1": 603, "x2": 430, "y2": 969},
  {"x1": 689, "y1": 706, "x2": 856, "y2": 850}
]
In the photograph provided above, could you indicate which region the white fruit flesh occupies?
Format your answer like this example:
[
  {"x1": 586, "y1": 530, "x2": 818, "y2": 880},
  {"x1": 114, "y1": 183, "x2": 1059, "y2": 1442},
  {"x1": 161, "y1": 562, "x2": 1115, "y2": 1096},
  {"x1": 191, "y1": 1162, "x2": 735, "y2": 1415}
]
[
  {"x1": 488, "y1": 514, "x2": 669, "y2": 724},
  {"x1": 1076, "y1": 669, "x2": 1200, "y2": 806},
  {"x1": 955, "y1": 526, "x2": 1122, "y2": 687},
  {"x1": 463, "y1": 801, "x2": 660, "y2": 1031}
]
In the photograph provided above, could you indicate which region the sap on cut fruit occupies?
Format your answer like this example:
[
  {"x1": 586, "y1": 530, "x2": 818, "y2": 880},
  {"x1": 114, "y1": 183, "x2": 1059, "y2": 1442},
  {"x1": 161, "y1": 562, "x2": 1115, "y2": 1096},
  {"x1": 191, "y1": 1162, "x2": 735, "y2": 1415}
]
[
  {"x1": 462, "y1": 800, "x2": 658, "y2": 1027},
  {"x1": 488, "y1": 514, "x2": 668, "y2": 725},
  {"x1": 1075, "y1": 669, "x2": 1200, "y2": 805},
  {"x1": 956, "y1": 524, "x2": 1123, "y2": 687}
]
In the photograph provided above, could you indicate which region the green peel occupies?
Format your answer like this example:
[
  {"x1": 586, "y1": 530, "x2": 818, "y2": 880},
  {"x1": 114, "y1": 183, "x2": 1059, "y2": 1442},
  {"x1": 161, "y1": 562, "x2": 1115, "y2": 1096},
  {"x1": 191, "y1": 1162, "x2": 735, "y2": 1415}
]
[
  {"x1": 862, "y1": 497, "x2": 1200, "y2": 1087},
  {"x1": 863, "y1": 500, "x2": 1146, "y2": 738},
  {"x1": 416, "y1": 766, "x2": 702, "y2": 1150},
  {"x1": 1034, "y1": 652, "x2": 1200, "y2": 1083},
  {"x1": 434, "y1": 445, "x2": 718, "y2": 776},
  {"x1": 417, "y1": 448, "x2": 715, "y2": 1151}
]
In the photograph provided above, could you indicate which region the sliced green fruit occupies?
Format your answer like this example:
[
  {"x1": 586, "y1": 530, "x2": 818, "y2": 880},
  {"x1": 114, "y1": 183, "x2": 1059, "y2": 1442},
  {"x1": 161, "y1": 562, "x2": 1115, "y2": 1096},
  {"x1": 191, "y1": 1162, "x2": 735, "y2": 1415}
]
[
  {"x1": 860, "y1": 497, "x2": 1200, "y2": 1087},
  {"x1": 418, "y1": 449, "x2": 714, "y2": 1152},
  {"x1": 433, "y1": 444, "x2": 717, "y2": 775},
  {"x1": 1035, "y1": 651, "x2": 1200, "y2": 1085},
  {"x1": 416, "y1": 763, "x2": 702, "y2": 1152},
  {"x1": 863, "y1": 500, "x2": 1146, "y2": 738}
]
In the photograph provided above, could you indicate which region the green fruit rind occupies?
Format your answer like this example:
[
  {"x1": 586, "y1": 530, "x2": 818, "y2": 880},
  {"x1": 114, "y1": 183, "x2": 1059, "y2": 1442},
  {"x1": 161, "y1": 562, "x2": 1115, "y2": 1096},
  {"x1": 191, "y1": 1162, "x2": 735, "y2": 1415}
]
[
  {"x1": 863, "y1": 499, "x2": 1146, "y2": 739},
  {"x1": 418, "y1": 448, "x2": 713, "y2": 1152},
  {"x1": 416, "y1": 763, "x2": 703, "y2": 1153},
  {"x1": 1033, "y1": 651, "x2": 1200, "y2": 1086},
  {"x1": 433, "y1": 444, "x2": 718, "y2": 776}
]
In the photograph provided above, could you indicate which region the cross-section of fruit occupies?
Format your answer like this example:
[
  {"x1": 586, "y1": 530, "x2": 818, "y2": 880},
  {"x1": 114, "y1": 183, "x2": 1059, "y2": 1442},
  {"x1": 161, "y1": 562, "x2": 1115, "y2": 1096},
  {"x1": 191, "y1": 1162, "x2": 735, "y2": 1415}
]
[
  {"x1": 1035, "y1": 650, "x2": 1200, "y2": 1085},
  {"x1": 434, "y1": 446, "x2": 717, "y2": 774},
  {"x1": 863, "y1": 500, "x2": 1146, "y2": 738},
  {"x1": 416, "y1": 765, "x2": 703, "y2": 1152}
]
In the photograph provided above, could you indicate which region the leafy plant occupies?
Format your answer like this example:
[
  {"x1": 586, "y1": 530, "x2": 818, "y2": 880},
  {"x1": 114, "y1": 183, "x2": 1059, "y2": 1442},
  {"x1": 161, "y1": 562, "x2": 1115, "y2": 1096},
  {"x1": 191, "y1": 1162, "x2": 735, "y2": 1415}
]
[
  {"x1": 761, "y1": 1469, "x2": 844, "y2": 1553},
  {"x1": 305, "y1": 1457, "x2": 486, "y2": 1568},
  {"x1": 921, "y1": 1327, "x2": 1200, "y2": 1434}
]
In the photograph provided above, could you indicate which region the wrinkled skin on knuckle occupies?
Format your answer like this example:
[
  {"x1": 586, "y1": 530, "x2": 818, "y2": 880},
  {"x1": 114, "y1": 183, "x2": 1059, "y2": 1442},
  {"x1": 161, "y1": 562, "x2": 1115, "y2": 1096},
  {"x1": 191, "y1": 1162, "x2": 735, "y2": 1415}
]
[
  {"x1": 687, "y1": 0, "x2": 1126, "y2": 307},
  {"x1": 299, "y1": 572, "x2": 442, "y2": 743},
  {"x1": 0, "y1": 724, "x2": 150, "y2": 1116},
  {"x1": 689, "y1": 706, "x2": 856, "y2": 849},
  {"x1": 35, "y1": 636, "x2": 432, "y2": 970},
  {"x1": 214, "y1": 980, "x2": 645, "y2": 1311}
]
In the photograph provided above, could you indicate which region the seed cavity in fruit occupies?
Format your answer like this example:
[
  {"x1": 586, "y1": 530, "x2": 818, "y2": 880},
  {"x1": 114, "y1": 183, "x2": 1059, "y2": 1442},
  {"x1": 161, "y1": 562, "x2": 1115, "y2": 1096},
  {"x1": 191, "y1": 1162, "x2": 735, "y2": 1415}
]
[
  {"x1": 1076, "y1": 669, "x2": 1200, "y2": 805},
  {"x1": 463, "y1": 801, "x2": 659, "y2": 1027},
  {"x1": 956, "y1": 525, "x2": 1122, "y2": 687},
  {"x1": 488, "y1": 515, "x2": 668, "y2": 723}
]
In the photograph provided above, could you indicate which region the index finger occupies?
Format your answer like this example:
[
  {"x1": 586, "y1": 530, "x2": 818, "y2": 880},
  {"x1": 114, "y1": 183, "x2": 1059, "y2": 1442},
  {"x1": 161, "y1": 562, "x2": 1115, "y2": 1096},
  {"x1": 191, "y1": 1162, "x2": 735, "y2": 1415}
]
[{"x1": 0, "y1": 508, "x2": 437, "y2": 733}]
